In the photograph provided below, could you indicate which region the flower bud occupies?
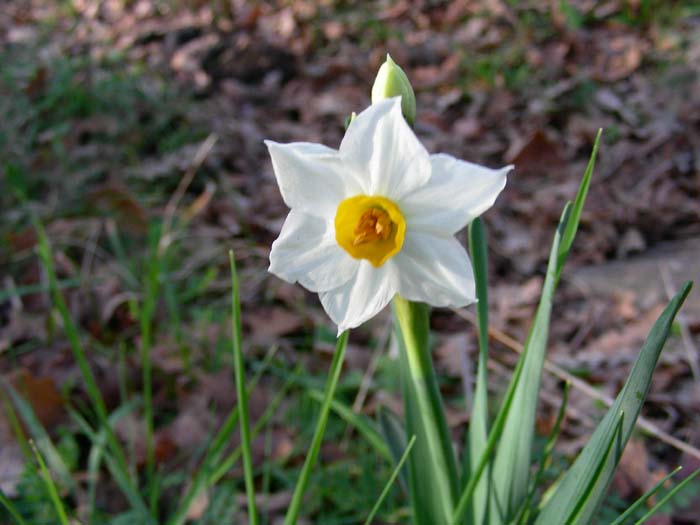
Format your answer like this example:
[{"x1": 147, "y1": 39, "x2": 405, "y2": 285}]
[{"x1": 371, "y1": 54, "x2": 416, "y2": 126}]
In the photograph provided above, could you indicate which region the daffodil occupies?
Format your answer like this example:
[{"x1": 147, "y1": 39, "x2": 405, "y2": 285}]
[{"x1": 266, "y1": 97, "x2": 511, "y2": 333}]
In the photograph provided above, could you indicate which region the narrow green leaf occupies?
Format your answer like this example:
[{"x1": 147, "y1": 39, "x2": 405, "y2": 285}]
[
  {"x1": 32, "y1": 221, "x2": 148, "y2": 517},
  {"x1": 486, "y1": 132, "x2": 602, "y2": 523},
  {"x1": 609, "y1": 466, "x2": 682, "y2": 525},
  {"x1": 486, "y1": 203, "x2": 572, "y2": 525},
  {"x1": 632, "y1": 468, "x2": 700, "y2": 525},
  {"x1": 30, "y1": 440, "x2": 70, "y2": 525},
  {"x1": 1, "y1": 378, "x2": 75, "y2": 494},
  {"x1": 139, "y1": 232, "x2": 161, "y2": 513},
  {"x1": 394, "y1": 297, "x2": 459, "y2": 525},
  {"x1": 516, "y1": 381, "x2": 571, "y2": 525},
  {"x1": 170, "y1": 346, "x2": 280, "y2": 525},
  {"x1": 378, "y1": 407, "x2": 409, "y2": 493},
  {"x1": 566, "y1": 412, "x2": 625, "y2": 523},
  {"x1": 365, "y1": 435, "x2": 417, "y2": 525},
  {"x1": 81, "y1": 400, "x2": 140, "y2": 523},
  {"x1": 0, "y1": 488, "x2": 29, "y2": 525},
  {"x1": 229, "y1": 251, "x2": 258, "y2": 525},
  {"x1": 283, "y1": 331, "x2": 349, "y2": 525},
  {"x1": 464, "y1": 217, "x2": 492, "y2": 525},
  {"x1": 208, "y1": 370, "x2": 295, "y2": 486},
  {"x1": 534, "y1": 281, "x2": 693, "y2": 525},
  {"x1": 308, "y1": 390, "x2": 391, "y2": 461},
  {"x1": 452, "y1": 203, "x2": 572, "y2": 525},
  {"x1": 69, "y1": 409, "x2": 152, "y2": 521},
  {"x1": 0, "y1": 278, "x2": 81, "y2": 304},
  {"x1": 557, "y1": 129, "x2": 602, "y2": 278}
]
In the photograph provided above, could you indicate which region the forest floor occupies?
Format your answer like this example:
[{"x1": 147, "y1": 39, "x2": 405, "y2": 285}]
[{"x1": 1, "y1": 1, "x2": 700, "y2": 523}]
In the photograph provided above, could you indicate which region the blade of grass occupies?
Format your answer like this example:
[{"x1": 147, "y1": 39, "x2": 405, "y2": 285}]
[
  {"x1": 609, "y1": 466, "x2": 682, "y2": 525},
  {"x1": 34, "y1": 222, "x2": 153, "y2": 521},
  {"x1": 364, "y1": 434, "x2": 417, "y2": 525},
  {"x1": 168, "y1": 346, "x2": 280, "y2": 525},
  {"x1": 308, "y1": 390, "x2": 391, "y2": 462},
  {"x1": 378, "y1": 407, "x2": 409, "y2": 493},
  {"x1": 82, "y1": 399, "x2": 141, "y2": 523},
  {"x1": 209, "y1": 369, "x2": 296, "y2": 486},
  {"x1": 631, "y1": 468, "x2": 700, "y2": 525},
  {"x1": 0, "y1": 278, "x2": 81, "y2": 304},
  {"x1": 229, "y1": 251, "x2": 258, "y2": 525},
  {"x1": 0, "y1": 489, "x2": 28, "y2": 525},
  {"x1": 69, "y1": 408, "x2": 152, "y2": 520},
  {"x1": 283, "y1": 330, "x2": 349, "y2": 525},
  {"x1": 140, "y1": 229, "x2": 161, "y2": 515},
  {"x1": 2, "y1": 391, "x2": 33, "y2": 463},
  {"x1": 464, "y1": 217, "x2": 492, "y2": 525},
  {"x1": 30, "y1": 440, "x2": 70, "y2": 525},
  {"x1": 1, "y1": 378, "x2": 75, "y2": 493}
]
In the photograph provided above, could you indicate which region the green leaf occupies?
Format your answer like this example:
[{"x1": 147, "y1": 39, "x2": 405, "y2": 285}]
[
  {"x1": 365, "y1": 434, "x2": 417, "y2": 525},
  {"x1": 464, "y1": 218, "x2": 492, "y2": 525},
  {"x1": 283, "y1": 331, "x2": 349, "y2": 525},
  {"x1": 609, "y1": 466, "x2": 681, "y2": 525},
  {"x1": 515, "y1": 381, "x2": 571, "y2": 524},
  {"x1": 632, "y1": 468, "x2": 700, "y2": 525},
  {"x1": 0, "y1": 378, "x2": 75, "y2": 494},
  {"x1": 0, "y1": 488, "x2": 29, "y2": 525},
  {"x1": 451, "y1": 204, "x2": 572, "y2": 525},
  {"x1": 30, "y1": 440, "x2": 70, "y2": 525},
  {"x1": 487, "y1": 131, "x2": 602, "y2": 523},
  {"x1": 378, "y1": 407, "x2": 410, "y2": 493},
  {"x1": 393, "y1": 297, "x2": 459, "y2": 525},
  {"x1": 534, "y1": 281, "x2": 693, "y2": 525},
  {"x1": 308, "y1": 390, "x2": 391, "y2": 461},
  {"x1": 229, "y1": 251, "x2": 258, "y2": 525},
  {"x1": 486, "y1": 203, "x2": 572, "y2": 524},
  {"x1": 557, "y1": 129, "x2": 602, "y2": 278}
]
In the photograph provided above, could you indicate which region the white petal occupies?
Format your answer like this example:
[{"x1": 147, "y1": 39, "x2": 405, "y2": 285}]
[
  {"x1": 340, "y1": 98, "x2": 430, "y2": 199},
  {"x1": 394, "y1": 231, "x2": 476, "y2": 307},
  {"x1": 269, "y1": 210, "x2": 359, "y2": 292},
  {"x1": 265, "y1": 141, "x2": 363, "y2": 217},
  {"x1": 319, "y1": 260, "x2": 397, "y2": 334},
  {"x1": 401, "y1": 153, "x2": 511, "y2": 236}
]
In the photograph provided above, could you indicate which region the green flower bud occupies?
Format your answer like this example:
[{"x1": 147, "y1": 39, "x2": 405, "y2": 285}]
[{"x1": 371, "y1": 54, "x2": 416, "y2": 126}]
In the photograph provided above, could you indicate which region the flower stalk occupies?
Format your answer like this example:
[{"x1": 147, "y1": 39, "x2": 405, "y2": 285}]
[{"x1": 393, "y1": 296, "x2": 458, "y2": 525}]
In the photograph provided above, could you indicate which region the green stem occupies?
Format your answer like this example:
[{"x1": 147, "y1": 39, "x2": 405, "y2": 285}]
[
  {"x1": 283, "y1": 331, "x2": 349, "y2": 525},
  {"x1": 393, "y1": 297, "x2": 458, "y2": 525},
  {"x1": 229, "y1": 252, "x2": 258, "y2": 525},
  {"x1": 140, "y1": 242, "x2": 160, "y2": 514}
]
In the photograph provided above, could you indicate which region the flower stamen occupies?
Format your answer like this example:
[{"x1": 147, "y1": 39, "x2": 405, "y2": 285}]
[
  {"x1": 335, "y1": 195, "x2": 406, "y2": 267},
  {"x1": 353, "y1": 209, "x2": 392, "y2": 246}
]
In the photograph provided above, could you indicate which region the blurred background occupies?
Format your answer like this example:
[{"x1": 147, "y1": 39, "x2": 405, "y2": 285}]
[{"x1": 1, "y1": 1, "x2": 699, "y2": 523}]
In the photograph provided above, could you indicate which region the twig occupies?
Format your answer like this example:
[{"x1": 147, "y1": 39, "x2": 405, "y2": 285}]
[
  {"x1": 451, "y1": 307, "x2": 700, "y2": 461},
  {"x1": 159, "y1": 133, "x2": 218, "y2": 254},
  {"x1": 352, "y1": 315, "x2": 393, "y2": 413}
]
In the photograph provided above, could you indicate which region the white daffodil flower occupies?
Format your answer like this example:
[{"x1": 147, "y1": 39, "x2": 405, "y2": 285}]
[{"x1": 266, "y1": 97, "x2": 511, "y2": 333}]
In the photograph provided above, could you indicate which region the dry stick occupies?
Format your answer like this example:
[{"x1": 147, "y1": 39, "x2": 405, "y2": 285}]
[
  {"x1": 159, "y1": 133, "x2": 219, "y2": 254},
  {"x1": 451, "y1": 307, "x2": 700, "y2": 461},
  {"x1": 352, "y1": 316, "x2": 393, "y2": 413}
]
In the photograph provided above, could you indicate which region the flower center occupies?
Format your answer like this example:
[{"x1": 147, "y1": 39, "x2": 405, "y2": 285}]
[{"x1": 335, "y1": 195, "x2": 406, "y2": 267}]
